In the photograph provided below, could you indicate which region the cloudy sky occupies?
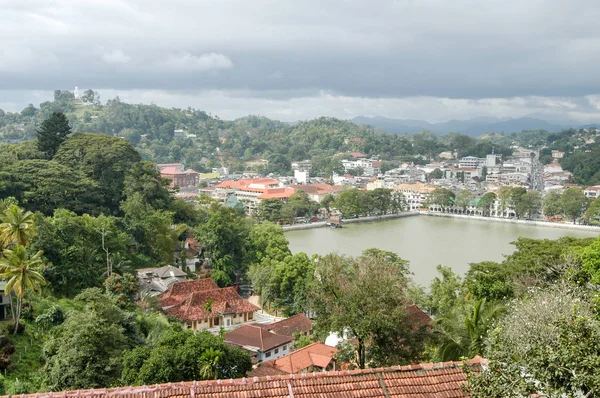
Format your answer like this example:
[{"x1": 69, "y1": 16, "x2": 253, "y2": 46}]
[{"x1": 2, "y1": 0, "x2": 600, "y2": 122}]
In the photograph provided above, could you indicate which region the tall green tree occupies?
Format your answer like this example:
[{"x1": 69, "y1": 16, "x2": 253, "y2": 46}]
[
  {"x1": 543, "y1": 190, "x2": 563, "y2": 217},
  {"x1": 310, "y1": 249, "x2": 426, "y2": 369},
  {"x1": 454, "y1": 190, "x2": 471, "y2": 213},
  {"x1": 561, "y1": 187, "x2": 588, "y2": 223},
  {"x1": 0, "y1": 245, "x2": 45, "y2": 333},
  {"x1": 120, "y1": 330, "x2": 252, "y2": 386},
  {"x1": 426, "y1": 188, "x2": 455, "y2": 211},
  {"x1": 43, "y1": 288, "x2": 142, "y2": 391},
  {"x1": 476, "y1": 192, "x2": 496, "y2": 217},
  {"x1": 36, "y1": 112, "x2": 71, "y2": 159}
]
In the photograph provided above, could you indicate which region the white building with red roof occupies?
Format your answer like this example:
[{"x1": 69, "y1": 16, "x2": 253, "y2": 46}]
[
  {"x1": 160, "y1": 279, "x2": 260, "y2": 331},
  {"x1": 213, "y1": 178, "x2": 297, "y2": 214}
]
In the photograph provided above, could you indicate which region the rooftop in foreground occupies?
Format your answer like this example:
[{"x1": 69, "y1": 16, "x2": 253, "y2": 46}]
[{"x1": 7, "y1": 357, "x2": 485, "y2": 398}]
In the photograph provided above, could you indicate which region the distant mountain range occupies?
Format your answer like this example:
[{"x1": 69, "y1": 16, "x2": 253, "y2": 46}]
[{"x1": 351, "y1": 115, "x2": 600, "y2": 136}]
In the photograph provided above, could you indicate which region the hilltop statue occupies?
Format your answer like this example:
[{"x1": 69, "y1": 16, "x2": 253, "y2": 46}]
[{"x1": 74, "y1": 86, "x2": 79, "y2": 99}]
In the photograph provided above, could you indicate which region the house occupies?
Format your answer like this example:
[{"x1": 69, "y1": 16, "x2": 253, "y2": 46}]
[
  {"x1": 160, "y1": 167, "x2": 200, "y2": 188},
  {"x1": 137, "y1": 265, "x2": 187, "y2": 295},
  {"x1": 584, "y1": 185, "x2": 600, "y2": 199},
  {"x1": 213, "y1": 178, "x2": 282, "y2": 214},
  {"x1": 544, "y1": 162, "x2": 563, "y2": 173},
  {"x1": 290, "y1": 183, "x2": 341, "y2": 202},
  {"x1": 160, "y1": 279, "x2": 260, "y2": 331},
  {"x1": 224, "y1": 324, "x2": 293, "y2": 362},
  {"x1": 16, "y1": 357, "x2": 486, "y2": 398},
  {"x1": 0, "y1": 282, "x2": 10, "y2": 320},
  {"x1": 262, "y1": 313, "x2": 312, "y2": 337},
  {"x1": 248, "y1": 343, "x2": 337, "y2": 376}
]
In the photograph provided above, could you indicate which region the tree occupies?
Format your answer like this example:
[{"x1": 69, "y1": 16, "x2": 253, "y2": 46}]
[
  {"x1": 120, "y1": 330, "x2": 252, "y2": 385},
  {"x1": 424, "y1": 265, "x2": 463, "y2": 318},
  {"x1": 561, "y1": 187, "x2": 588, "y2": 223},
  {"x1": 285, "y1": 191, "x2": 318, "y2": 218},
  {"x1": 0, "y1": 204, "x2": 35, "y2": 247},
  {"x1": 257, "y1": 199, "x2": 283, "y2": 222},
  {"x1": 310, "y1": 249, "x2": 426, "y2": 369},
  {"x1": 543, "y1": 190, "x2": 563, "y2": 217},
  {"x1": 428, "y1": 168, "x2": 444, "y2": 180},
  {"x1": 426, "y1": 188, "x2": 455, "y2": 211},
  {"x1": 585, "y1": 198, "x2": 600, "y2": 224},
  {"x1": 194, "y1": 207, "x2": 250, "y2": 279},
  {"x1": 36, "y1": 112, "x2": 71, "y2": 159},
  {"x1": 519, "y1": 190, "x2": 542, "y2": 220},
  {"x1": 435, "y1": 298, "x2": 504, "y2": 361},
  {"x1": 335, "y1": 188, "x2": 367, "y2": 216},
  {"x1": 55, "y1": 133, "x2": 143, "y2": 215},
  {"x1": 496, "y1": 186, "x2": 513, "y2": 216},
  {"x1": 454, "y1": 190, "x2": 471, "y2": 213},
  {"x1": 43, "y1": 289, "x2": 142, "y2": 390},
  {"x1": 465, "y1": 285, "x2": 600, "y2": 397},
  {"x1": 476, "y1": 192, "x2": 496, "y2": 217},
  {"x1": 0, "y1": 245, "x2": 45, "y2": 333},
  {"x1": 104, "y1": 273, "x2": 139, "y2": 306}
]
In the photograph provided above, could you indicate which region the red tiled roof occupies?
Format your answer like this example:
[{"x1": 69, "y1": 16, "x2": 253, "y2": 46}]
[
  {"x1": 162, "y1": 279, "x2": 218, "y2": 297},
  {"x1": 11, "y1": 357, "x2": 485, "y2": 398},
  {"x1": 266, "y1": 314, "x2": 312, "y2": 337},
  {"x1": 257, "y1": 187, "x2": 297, "y2": 200},
  {"x1": 216, "y1": 178, "x2": 279, "y2": 190},
  {"x1": 291, "y1": 184, "x2": 341, "y2": 195},
  {"x1": 349, "y1": 152, "x2": 366, "y2": 158},
  {"x1": 163, "y1": 286, "x2": 259, "y2": 321},
  {"x1": 161, "y1": 166, "x2": 186, "y2": 175},
  {"x1": 225, "y1": 324, "x2": 293, "y2": 352},
  {"x1": 249, "y1": 343, "x2": 337, "y2": 376}
]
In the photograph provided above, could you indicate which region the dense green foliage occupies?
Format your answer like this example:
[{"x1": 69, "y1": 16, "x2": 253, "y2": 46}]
[{"x1": 120, "y1": 329, "x2": 252, "y2": 385}]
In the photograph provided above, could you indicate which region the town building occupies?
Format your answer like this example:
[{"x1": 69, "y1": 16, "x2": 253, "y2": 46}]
[
  {"x1": 224, "y1": 324, "x2": 293, "y2": 362},
  {"x1": 137, "y1": 265, "x2": 187, "y2": 295},
  {"x1": 160, "y1": 279, "x2": 260, "y2": 331},
  {"x1": 394, "y1": 182, "x2": 437, "y2": 211},
  {"x1": 341, "y1": 158, "x2": 380, "y2": 176},
  {"x1": 458, "y1": 156, "x2": 486, "y2": 169},
  {"x1": 160, "y1": 167, "x2": 200, "y2": 188},
  {"x1": 248, "y1": 343, "x2": 337, "y2": 376},
  {"x1": 261, "y1": 313, "x2": 312, "y2": 337},
  {"x1": 290, "y1": 184, "x2": 341, "y2": 202},
  {"x1": 584, "y1": 185, "x2": 600, "y2": 199},
  {"x1": 291, "y1": 160, "x2": 312, "y2": 172},
  {"x1": 213, "y1": 178, "x2": 287, "y2": 214}
]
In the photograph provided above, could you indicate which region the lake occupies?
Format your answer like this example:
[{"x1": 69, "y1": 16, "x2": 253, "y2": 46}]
[{"x1": 285, "y1": 216, "x2": 600, "y2": 287}]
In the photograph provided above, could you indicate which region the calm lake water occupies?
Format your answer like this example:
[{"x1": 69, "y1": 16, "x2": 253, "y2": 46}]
[{"x1": 285, "y1": 216, "x2": 600, "y2": 287}]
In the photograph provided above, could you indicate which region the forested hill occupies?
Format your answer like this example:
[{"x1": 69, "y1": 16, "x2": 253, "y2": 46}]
[
  {"x1": 0, "y1": 90, "x2": 515, "y2": 172},
  {"x1": 4, "y1": 90, "x2": 600, "y2": 184}
]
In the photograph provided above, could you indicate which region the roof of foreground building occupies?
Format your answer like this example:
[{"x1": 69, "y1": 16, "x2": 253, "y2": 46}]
[{"x1": 8, "y1": 357, "x2": 486, "y2": 398}]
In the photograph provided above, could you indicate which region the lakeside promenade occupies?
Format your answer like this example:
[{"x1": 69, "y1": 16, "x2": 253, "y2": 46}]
[
  {"x1": 283, "y1": 211, "x2": 600, "y2": 233},
  {"x1": 422, "y1": 211, "x2": 600, "y2": 233},
  {"x1": 282, "y1": 212, "x2": 418, "y2": 231}
]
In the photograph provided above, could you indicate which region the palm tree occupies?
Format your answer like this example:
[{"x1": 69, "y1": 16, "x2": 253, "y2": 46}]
[
  {"x1": 435, "y1": 298, "x2": 505, "y2": 361},
  {"x1": 199, "y1": 347, "x2": 223, "y2": 379},
  {"x1": 0, "y1": 246, "x2": 46, "y2": 334},
  {"x1": 0, "y1": 204, "x2": 35, "y2": 247}
]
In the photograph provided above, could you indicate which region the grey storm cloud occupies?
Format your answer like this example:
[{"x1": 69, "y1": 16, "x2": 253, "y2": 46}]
[{"x1": 3, "y1": 0, "x2": 600, "y2": 99}]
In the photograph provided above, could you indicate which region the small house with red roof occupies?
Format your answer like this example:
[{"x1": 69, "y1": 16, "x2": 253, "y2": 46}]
[
  {"x1": 224, "y1": 324, "x2": 293, "y2": 362},
  {"x1": 248, "y1": 343, "x2": 337, "y2": 377},
  {"x1": 160, "y1": 279, "x2": 260, "y2": 331}
]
